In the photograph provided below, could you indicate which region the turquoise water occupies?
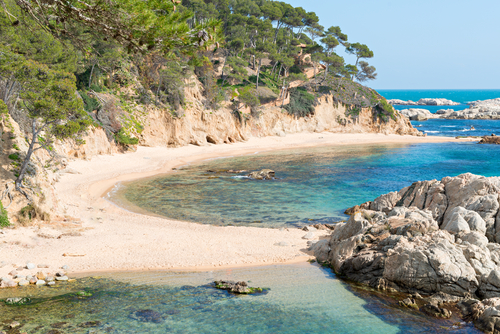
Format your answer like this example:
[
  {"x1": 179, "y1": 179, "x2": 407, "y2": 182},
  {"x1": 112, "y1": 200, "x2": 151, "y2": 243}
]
[
  {"x1": 379, "y1": 89, "x2": 500, "y2": 137},
  {"x1": 0, "y1": 263, "x2": 479, "y2": 333},
  {"x1": 114, "y1": 142, "x2": 500, "y2": 228}
]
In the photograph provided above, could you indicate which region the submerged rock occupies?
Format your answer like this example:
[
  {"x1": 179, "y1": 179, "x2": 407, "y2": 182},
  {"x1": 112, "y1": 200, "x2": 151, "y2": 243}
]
[
  {"x1": 246, "y1": 169, "x2": 275, "y2": 180},
  {"x1": 129, "y1": 309, "x2": 165, "y2": 323},
  {"x1": 214, "y1": 280, "x2": 265, "y2": 294}
]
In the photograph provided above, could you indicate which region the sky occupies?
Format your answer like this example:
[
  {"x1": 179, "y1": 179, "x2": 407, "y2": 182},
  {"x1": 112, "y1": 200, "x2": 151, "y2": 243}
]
[{"x1": 284, "y1": 0, "x2": 500, "y2": 89}]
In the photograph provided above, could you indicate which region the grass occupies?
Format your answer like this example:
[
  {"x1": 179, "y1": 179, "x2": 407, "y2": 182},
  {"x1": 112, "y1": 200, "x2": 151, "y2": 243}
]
[{"x1": 0, "y1": 201, "x2": 9, "y2": 228}]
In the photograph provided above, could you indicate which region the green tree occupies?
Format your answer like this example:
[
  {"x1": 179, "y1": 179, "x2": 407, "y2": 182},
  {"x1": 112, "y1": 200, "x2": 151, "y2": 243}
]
[
  {"x1": 0, "y1": 49, "x2": 89, "y2": 195},
  {"x1": 355, "y1": 61, "x2": 377, "y2": 82},
  {"x1": 2, "y1": 0, "x2": 223, "y2": 56},
  {"x1": 345, "y1": 42, "x2": 374, "y2": 79}
]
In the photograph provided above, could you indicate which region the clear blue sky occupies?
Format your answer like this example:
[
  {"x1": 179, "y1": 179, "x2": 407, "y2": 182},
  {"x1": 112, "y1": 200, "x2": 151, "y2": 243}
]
[{"x1": 284, "y1": 0, "x2": 499, "y2": 89}]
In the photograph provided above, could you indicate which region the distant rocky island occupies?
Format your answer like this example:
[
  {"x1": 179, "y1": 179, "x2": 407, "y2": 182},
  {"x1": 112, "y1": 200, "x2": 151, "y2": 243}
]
[
  {"x1": 312, "y1": 173, "x2": 500, "y2": 333},
  {"x1": 399, "y1": 98, "x2": 500, "y2": 120},
  {"x1": 388, "y1": 98, "x2": 461, "y2": 106}
]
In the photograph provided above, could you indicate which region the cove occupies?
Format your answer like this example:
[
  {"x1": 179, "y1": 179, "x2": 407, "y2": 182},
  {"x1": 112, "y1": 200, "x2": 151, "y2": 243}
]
[{"x1": 112, "y1": 141, "x2": 500, "y2": 228}]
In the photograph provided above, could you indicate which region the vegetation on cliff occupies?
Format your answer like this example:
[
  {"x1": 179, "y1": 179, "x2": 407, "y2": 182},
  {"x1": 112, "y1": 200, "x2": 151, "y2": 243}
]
[{"x1": 0, "y1": 0, "x2": 400, "y2": 207}]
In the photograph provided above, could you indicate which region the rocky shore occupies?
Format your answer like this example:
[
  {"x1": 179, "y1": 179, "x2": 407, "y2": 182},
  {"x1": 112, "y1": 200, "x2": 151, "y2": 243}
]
[
  {"x1": 388, "y1": 98, "x2": 460, "y2": 106},
  {"x1": 399, "y1": 98, "x2": 500, "y2": 120},
  {"x1": 312, "y1": 173, "x2": 500, "y2": 333}
]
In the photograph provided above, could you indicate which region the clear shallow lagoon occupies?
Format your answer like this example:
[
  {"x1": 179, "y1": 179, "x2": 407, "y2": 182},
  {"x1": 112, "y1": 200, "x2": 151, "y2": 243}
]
[
  {"x1": 0, "y1": 263, "x2": 480, "y2": 333},
  {"x1": 113, "y1": 142, "x2": 500, "y2": 228}
]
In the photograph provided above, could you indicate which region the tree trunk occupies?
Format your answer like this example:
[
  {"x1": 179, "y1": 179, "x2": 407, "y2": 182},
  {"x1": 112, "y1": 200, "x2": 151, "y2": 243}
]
[
  {"x1": 276, "y1": 63, "x2": 283, "y2": 80},
  {"x1": 324, "y1": 64, "x2": 329, "y2": 80},
  {"x1": 15, "y1": 119, "x2": 37, "y2": 190},
  {"x1": 255, "y1": 58, "x2": 262, "y2": 89},
  {"x1": 88, "y1": 62, "x2": 96, "y2": 89}
]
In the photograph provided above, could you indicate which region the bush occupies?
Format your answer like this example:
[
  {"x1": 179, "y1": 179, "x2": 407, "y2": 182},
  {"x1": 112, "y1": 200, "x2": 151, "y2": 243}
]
[
  {"x1": 284, "y1": 87, "x2": 316, "y2": 117},
  {"x1": 18, "y1": 203, "x2": 50, "y2": 226},
  {"x1": 114, "y1": 128, "x2": 139, "y2": 146},
  {"x1": 80, "y1": 91, "x2": 100, "y2": 113},
  {"x1": 8, "y1": 153, "x2": 19, "y2": 161},
  {"x1": 0, "y1": 201, "x2": 9, "y2": 228}
]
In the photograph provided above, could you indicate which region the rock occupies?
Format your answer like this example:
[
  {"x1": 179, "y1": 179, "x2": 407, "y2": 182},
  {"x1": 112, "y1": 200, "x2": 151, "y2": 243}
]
[
  {"x1": 388, "y1": 98, "x2": 459, "y2": 106},
  {"x1": 37, "y1": 264, "x2": 50, "y2": 268},
  {"x1": 422, "y1": 301, "x2": 452, "y2": 318},
  {"x1": 214, "y1": 280, "x2": 265, "y2": 294},
  {"x1": 26, "y1": 263, "x2": 35, "y2": 270},
  {"x1": 46, "y1": 276, "x2": 55, "y2": 282},
  {"x1": 275, "y1": 241, "x2": 289, "y2": 247},
  {"x1": 399, "y1": 297, "x2": 418, "y2": 309},
  {"x1": 55, "y1": 276, "x2": 69, "y2": 281},
  {"x1": 29, "y1": 277, "x2": 37, "y2": 284},
  {"x1": 9, "y1": 321, "x2": 21, "y2": 329},
  {"x1": 36, "y1": 280, "x2": 46, "y2": 286},
  {"x1": 311, "y1": 239, "x2": 330, "y2": 263},
  {"x1": 302, "y1": 232, "x2": 315, "y2": 240},
  {"x1": 1, "y1": 280, "x2": 17, "y2": 288},
  {"x1": 302, "y1": 226, "x2": 317, "y2": 232},
  {"x1": 18, "y1": 279, "x2": 29, "y2": 286},
  {"x1": 479, "y1": 136, "x2": 500, "y2": 145},
  {"x1": 246, "y1": 169, "x2": 275, "y2": 180},
  {"x1": 36, "y1": 272, "x2": 46, "y2": 280},
  {"x1": 129, "y1": 309, "x2": 164, "y2": 323},
  {"x1": 5, "y1": 297, "x2": 30, "y2": 305},
  {"x1": 47, "y1": 281, "x2": 56, "y2": 286},
  {"x1": 56, "y1": 271, "x2": 66, "y2": 277},
  {"x1": 61, "y1": 265, "x2": 70, "y2": 271},
  {"x1": 8, "y1": 270, "x2": 17, "y2": 276}
]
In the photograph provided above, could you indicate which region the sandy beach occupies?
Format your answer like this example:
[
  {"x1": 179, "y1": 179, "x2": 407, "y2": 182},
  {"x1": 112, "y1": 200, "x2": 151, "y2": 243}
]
[{"x1": 0, "y1": 132, "x2": 475, "y2": 277}]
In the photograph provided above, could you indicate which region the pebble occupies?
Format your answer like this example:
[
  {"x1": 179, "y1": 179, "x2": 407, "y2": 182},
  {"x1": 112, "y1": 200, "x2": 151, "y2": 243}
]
[
  {"x1": 36, "y1": 280, "x2": 46, "y2": 286},
  {"x1": 29, "y1": 277, "x2": 37, "y2": 284},
  {"x1": 56, "y1": 276, "x2": 69, "y2": 281},
  {"x1": 16, "y1": 266, "x2": 24, "y2": 271},
  {"x1": 0, "y1": 261, "x2": 7, "y2": 268},
  {"x1": 275, "y1": 241, "x2": 290, "y2": 247},
  {"x1": 37, "y1": 264, "x2": 50, "y2": 268},
  {"x1": 61, "y1": 265, "x2": 70, "y2": 271},
  {"x1": 46, "y1": 276, "x2": 55, "y2": 282},
  {"x1": 18, "y1": 279, "x2": 29, "y2": 286},
  {"x1": 8, "y1": 270, "x2": 17, "y2": 276},
  {"x1": 9, "y1": 321, "x2": 20, "y2": 329},
  {"x1": 302, "y1": 232, "x2": 315, "y2": 240},
  {"x1": 26, "y1": 263, "x2": 35, "y2": 270},
  {"x1": 36, "y1": 272, "x2": 46, "y2": 280},
  {"x1": 47, "y1": 281, "x2": 56, "y2": 286},
  {"x1": 56, "y1": 271, "x2": 66, "y2": 277}
]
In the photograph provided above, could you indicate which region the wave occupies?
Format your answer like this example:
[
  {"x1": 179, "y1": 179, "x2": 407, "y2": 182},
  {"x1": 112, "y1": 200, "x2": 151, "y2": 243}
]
[
  {"x1": 441, "y1": 125, "x2": 457, "y2": 128},
  {"x1": 424, "y1": 131, "x2": 440, "y2": 133},
  {"x1": 232, "y1": 175, "x2": 250, "y2": 179}
]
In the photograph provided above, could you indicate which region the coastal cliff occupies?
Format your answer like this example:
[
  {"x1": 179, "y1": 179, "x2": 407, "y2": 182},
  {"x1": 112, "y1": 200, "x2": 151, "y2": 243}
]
[{"x1": 0, "y1": 75, "x2": 419, "y2": 223}]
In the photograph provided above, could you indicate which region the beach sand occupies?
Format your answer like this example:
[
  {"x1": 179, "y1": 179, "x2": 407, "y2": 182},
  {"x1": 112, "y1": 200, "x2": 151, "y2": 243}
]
[{"x1": 0, "y1": 133, "x2": 475, "y2": 277}]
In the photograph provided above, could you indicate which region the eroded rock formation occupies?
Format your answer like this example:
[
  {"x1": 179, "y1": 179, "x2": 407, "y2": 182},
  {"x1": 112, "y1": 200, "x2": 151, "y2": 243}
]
[{"x1": 313, "y1": 173, "x2": 500, "y2": 332}]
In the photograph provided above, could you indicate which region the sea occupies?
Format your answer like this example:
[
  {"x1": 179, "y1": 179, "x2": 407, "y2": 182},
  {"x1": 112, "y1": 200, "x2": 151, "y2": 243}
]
[{"x1": 2, "y1": 90, "x2": 500, "y2": 333}]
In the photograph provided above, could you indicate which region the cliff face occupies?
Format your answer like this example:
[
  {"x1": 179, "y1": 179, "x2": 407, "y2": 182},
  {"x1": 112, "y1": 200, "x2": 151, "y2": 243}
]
[{"x1": 119, "y1": 80, "x2": 419, "y2": 150}]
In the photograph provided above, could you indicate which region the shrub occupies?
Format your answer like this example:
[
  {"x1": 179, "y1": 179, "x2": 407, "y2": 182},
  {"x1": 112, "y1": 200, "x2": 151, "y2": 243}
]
[
  {"x1": 114, "y1": 128, "x2": 139, "y2": 146},
  {"x1": 18, "y1": 203, "x2": 50, "y2": 226},
  {"x1": 0, "y1": 201, "x2": 9, "y2": 228},
  {"x1": 284, "y1": 87, "x2": 316, "y2": 117},
  {"x1": 8, "y1": 153, "x2": 19, "y2": 161},
  {"x1": 80, "y1": 91, "x2": 101, "y2": 113}
]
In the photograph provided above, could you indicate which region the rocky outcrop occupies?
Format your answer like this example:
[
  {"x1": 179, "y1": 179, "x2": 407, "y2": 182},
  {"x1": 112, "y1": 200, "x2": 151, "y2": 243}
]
[
  {"x1": 247, "y1": 169, "x2": 275, "y2": 180},
  {"x1": 388, "y1": 98, "x2": 460, "y2": 106},
  {"x1": 313, "y1": 173, "x2": 500, "y2": 333},
  {"x1": 399, "y1": 108, "x2": 438, "y2": 121},
  {"x1": 479, "y1": 135, "x2": 500, "y2": 145}
]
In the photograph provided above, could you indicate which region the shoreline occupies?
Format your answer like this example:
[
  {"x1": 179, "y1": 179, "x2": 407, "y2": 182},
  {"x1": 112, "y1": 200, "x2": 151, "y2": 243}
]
[{"x1": 0, "y1": 132, "x2": 477, "y2": 278}]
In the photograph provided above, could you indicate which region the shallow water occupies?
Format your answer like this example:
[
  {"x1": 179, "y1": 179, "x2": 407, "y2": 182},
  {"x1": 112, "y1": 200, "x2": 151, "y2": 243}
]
[
  {"x1": 113, "y1": 142, "x2": 500, "y2": 228},
  {"x1": 0, "y1": 263, "x2": 480, "y2": 333}
]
